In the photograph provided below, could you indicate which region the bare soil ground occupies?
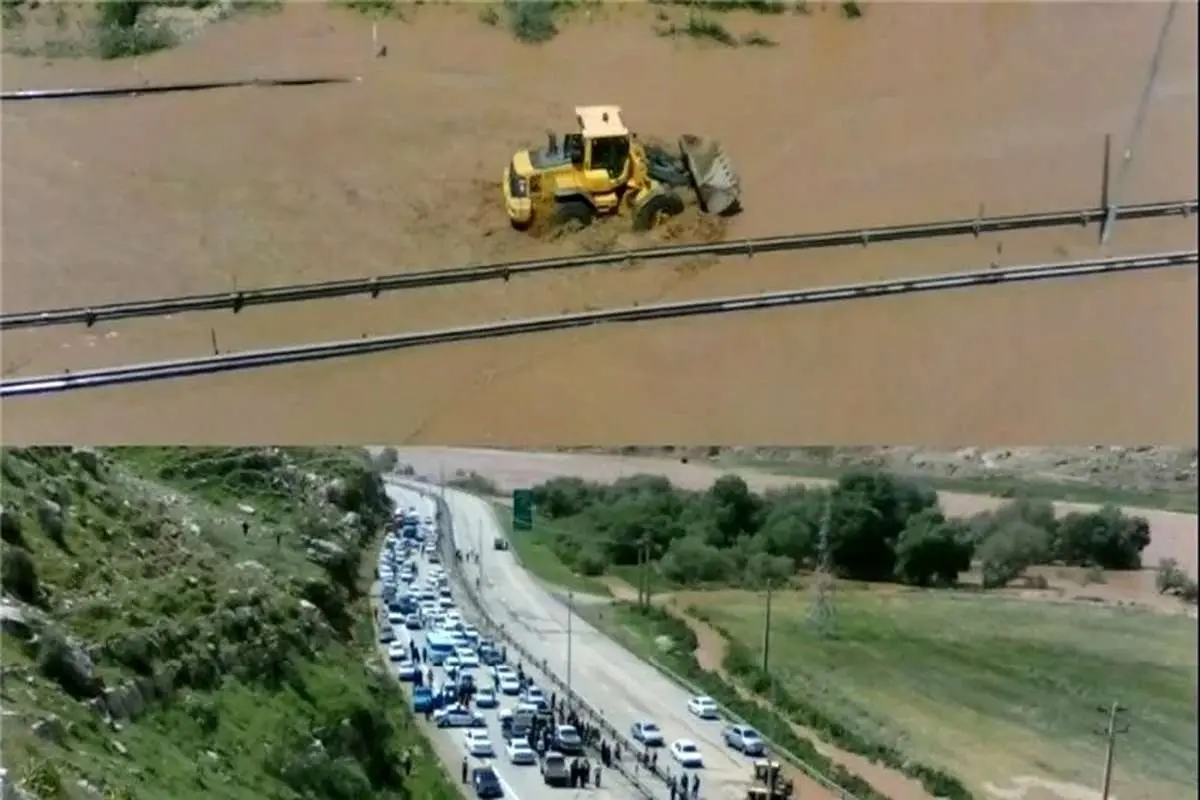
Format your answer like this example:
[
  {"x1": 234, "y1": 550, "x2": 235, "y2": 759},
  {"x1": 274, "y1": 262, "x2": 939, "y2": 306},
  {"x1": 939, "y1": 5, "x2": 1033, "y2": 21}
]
[
  {"x1": 565, "y1": 446, "x2": 1200, "y2": 505},
  {"x1": 2, "y1": 2, "x2": 1197, "y2": 443}
]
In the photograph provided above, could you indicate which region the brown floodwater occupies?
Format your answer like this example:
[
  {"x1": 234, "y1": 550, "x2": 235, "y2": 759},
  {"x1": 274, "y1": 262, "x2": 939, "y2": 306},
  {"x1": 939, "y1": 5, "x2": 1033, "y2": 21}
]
[{"x1": 2, "y1": 2, "x2": 1196, "y2": 443}]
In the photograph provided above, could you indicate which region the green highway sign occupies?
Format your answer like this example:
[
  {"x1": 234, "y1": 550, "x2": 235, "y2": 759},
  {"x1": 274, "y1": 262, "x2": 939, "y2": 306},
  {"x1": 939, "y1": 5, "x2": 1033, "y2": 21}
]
[{"x1": 512, "y1": 489, "x2": 534, "y2": 532}]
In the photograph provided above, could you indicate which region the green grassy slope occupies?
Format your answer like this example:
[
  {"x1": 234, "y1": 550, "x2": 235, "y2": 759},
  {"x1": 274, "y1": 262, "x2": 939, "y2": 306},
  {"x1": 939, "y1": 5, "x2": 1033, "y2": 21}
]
[{"x1": 0, "y1": 446, "x2": 457, "y2": 800}]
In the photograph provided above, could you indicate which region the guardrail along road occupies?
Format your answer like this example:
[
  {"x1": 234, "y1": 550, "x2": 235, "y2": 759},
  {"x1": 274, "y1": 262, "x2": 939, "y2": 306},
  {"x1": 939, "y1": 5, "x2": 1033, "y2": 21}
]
[
  {"x1": 381, "y1": 484, "x2": 648, "y2": 800},
  {"x1": 3, "y1": 251, "x2": 1193, "y2": 399},
  {"x1": 406, "y1": 479, "x2": 843, "y2": 800},
  {"x1": 2, "y1": 199, "x2": 1194, "y2": 331},
  {"x1": 385, "y1": 482, "x2": 661, "y2": 800}
]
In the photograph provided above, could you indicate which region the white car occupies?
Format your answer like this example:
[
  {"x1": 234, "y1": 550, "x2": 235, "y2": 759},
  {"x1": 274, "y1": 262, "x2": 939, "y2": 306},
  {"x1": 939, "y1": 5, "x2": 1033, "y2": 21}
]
[
  {"x1": 498, "y1": 675, "x2": 522, "y2": 696},
  {"x1": 670, "y1": 739, "x2": 704, "y2": 768},
  {"x1": 387, "y1": 642, "x2": 408, "y2": 662},
  {"x1": 505, "y1": 736, "x2": 537, "y2": 765},
  {"x1": 456, "y1": 648, "x2": 480, "y2": 668},
  {"x1": 687, "y1": 695, "x2": 720, "y2": 720},
  {"x1": 464, "y1": 730, "x2": 495, "y2": 758},
  {"x1": 523, "y1": 686, "x2": 545, "y2": 705},
  {"x1": 493, "y1": 665, "x2": 516, "y2": 682},
  {"x1": 396, "y1": 660, "x2": 419, "y2": 681}
]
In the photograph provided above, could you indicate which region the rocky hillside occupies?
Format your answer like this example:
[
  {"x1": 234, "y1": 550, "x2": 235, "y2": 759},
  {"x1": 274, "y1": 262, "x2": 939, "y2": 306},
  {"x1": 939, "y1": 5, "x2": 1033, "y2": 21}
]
[{"x1": 0, "y1": 447, "x2": 456, "y2": 800}]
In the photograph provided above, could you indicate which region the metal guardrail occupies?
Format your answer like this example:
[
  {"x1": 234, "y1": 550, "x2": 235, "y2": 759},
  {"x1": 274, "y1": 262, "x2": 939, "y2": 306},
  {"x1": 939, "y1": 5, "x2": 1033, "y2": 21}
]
[
  {"x1": 3, "y1": 250, "x2": 1194, "y2": 399},
  {"x1": 411, "y1": 481, "x2": 665, "y2": 800},
  {"x1": 0, "y1": 76, "x2": 358, "y2": 103},
  {"x1": 1, "y1": 199, "x2": 1194, "y2": 331},
  {"x1": 462, "y1": 491, "x2": 856, "y2": 798},
  {"x1": 640, "y1": 656, "x2": 856, "y2": 799}
]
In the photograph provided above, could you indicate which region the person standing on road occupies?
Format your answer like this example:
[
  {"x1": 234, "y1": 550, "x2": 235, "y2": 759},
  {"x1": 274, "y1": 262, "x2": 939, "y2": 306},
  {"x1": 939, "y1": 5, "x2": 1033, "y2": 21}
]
[{"x1": 460, "y1": 757, "x2": 468, "y2": 784}]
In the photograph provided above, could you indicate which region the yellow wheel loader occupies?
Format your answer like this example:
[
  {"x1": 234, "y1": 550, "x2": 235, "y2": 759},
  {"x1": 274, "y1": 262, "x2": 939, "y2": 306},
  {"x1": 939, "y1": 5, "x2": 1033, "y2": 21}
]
[
  {"x1": 745, "y1": 759, "x2": 794, "y2": 800},
  {"x1": 502, "y1": 105, "x2": 741, "y2": 233}
]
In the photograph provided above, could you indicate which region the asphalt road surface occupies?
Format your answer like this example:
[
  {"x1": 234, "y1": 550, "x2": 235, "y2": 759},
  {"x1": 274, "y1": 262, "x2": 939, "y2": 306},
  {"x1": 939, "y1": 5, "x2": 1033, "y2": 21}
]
[
  {"x1": 383, "y1": 485, "x2": 645, "y2": 800},
  {"x1": 395, "y1": 481, "x2": 770, "y2": 800}
]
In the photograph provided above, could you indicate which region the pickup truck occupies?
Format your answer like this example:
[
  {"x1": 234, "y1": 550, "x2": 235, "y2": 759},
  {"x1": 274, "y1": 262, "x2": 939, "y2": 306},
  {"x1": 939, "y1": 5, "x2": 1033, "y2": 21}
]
[{"x1": 493, "y1": 537, "x2": 509, "y2": 551}]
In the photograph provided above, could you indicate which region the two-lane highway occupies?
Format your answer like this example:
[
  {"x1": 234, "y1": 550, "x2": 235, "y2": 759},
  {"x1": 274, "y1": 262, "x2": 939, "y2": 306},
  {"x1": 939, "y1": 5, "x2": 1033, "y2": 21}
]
[
  {"x1": 421, "y1": 482, "x2": 786, "y2": 800},
  {"x1": 384, "y1": 483, "x2": 648, "y2": 800}
]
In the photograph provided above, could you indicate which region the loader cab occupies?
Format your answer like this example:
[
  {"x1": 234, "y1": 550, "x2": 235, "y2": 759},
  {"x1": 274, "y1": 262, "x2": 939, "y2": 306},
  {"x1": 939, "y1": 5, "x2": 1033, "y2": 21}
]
[{"x1": 574, "y1": 105, "x2": 633, "y2": 189}]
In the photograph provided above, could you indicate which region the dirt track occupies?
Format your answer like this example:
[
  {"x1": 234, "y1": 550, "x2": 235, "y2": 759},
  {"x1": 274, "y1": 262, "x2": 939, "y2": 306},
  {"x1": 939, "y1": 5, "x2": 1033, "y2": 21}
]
[{"x1": 2, "y1": 3, "x2": 1197, "y2": 443}]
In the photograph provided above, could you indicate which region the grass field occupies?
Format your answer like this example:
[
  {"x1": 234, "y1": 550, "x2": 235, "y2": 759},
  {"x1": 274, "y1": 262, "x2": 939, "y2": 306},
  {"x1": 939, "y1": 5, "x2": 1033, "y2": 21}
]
[
  {"x1": 688, "y1": 587, "x2": 1198, "y2": 799},
  {"x1": 489, "y1": 504, "x2": 612, "y2": 596},
  {"x1": 727, "y1": 457, "x2": 1199, "y2": 514}
]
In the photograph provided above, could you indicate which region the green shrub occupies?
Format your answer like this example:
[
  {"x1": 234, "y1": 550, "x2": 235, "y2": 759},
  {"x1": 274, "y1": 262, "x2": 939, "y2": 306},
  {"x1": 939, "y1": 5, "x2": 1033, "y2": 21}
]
[{"x1": 2, "y1": 545, "x2": 40, "y2": 604}]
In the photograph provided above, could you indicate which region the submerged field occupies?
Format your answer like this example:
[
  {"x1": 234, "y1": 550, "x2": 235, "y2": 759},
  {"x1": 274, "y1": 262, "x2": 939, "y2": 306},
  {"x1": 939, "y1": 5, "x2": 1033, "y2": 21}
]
[{"x1": 687, "y1": 587, "x2": 1198, "y2": 800}]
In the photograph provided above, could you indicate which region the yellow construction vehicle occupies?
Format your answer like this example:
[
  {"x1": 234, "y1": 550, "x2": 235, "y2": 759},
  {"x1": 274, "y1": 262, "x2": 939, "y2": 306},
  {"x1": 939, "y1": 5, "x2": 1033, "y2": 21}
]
[
  {"x1": 502, "y1": 105, "x2": 741, "y2": 233},
  {"x1": 745, "y1": 759, "x2": 794, "y2": 800}
]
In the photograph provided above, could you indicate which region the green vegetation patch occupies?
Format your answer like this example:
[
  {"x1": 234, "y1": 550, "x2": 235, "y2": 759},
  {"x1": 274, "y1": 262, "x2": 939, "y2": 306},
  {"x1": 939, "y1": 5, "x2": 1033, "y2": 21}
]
[
  {"x1": 525, "y1": 470, "x2": 1164, "y2": 594},
  {"x1": 0, "y1": 446, "x2": 456, "y2": 800},
  {"x1": 689, "y1": 588, "x2": 1199, "y2": 798},
  {"x1": 490, "y1": 503, "x2": 612, "y2": 597},
  {"x1": 3, "y1": 0, "x2": 279, "y2": 60},
  {"x1": 574, "y1": 600, "x2": 890, "y2": 799}
]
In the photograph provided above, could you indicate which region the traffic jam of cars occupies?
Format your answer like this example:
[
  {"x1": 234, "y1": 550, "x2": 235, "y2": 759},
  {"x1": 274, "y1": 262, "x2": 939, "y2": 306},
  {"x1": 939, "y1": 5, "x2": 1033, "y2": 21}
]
[
  {"x1": 378, "y1": 502, "x2": 618, "y2": 796},
  {"x1": 379, "y1": 501, "x2": 772, "y2": 797}
]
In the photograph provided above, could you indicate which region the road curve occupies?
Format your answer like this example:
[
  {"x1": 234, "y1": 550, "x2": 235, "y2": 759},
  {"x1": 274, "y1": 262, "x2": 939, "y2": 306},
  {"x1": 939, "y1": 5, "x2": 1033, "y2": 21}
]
[
  {"x1": 384, "y1": 483, "x2": 648, "y2": 800},
  {"x1": 417, "y1": 480, "x2": 822, "y2": 800}
]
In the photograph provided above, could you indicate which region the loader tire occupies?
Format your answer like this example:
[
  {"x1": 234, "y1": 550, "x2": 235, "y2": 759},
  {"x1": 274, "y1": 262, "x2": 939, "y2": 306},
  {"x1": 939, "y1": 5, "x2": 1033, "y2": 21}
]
[
  {"x1": 550, "y1": 200, "x2": 594, "y2": 230},
  {"x1": 632, "y1": 191, "x2": 685, "y2": 232}
]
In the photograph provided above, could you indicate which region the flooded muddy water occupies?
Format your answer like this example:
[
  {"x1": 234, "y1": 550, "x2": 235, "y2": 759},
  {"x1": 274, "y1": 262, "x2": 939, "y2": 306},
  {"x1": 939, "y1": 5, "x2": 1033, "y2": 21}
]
[{"x1": 2, "y1": 2, "x2": 1196, "y2": 443}]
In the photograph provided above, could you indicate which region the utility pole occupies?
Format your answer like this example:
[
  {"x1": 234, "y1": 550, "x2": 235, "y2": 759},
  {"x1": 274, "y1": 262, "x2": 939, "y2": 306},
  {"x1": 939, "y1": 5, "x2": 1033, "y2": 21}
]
[
  {"x1": 808, "y1": 493, "x2": 836, "y2": 638},
  {"x1": 566, "y1": 590, "x2": 574, "y2": 694},
  {"x1": 1101, "y1": 0, "x2": 1180, "y2": 245},
  {"x1": 638, "y1": 537, "x2": 652, "y2": 609},
  {"x1": 1097, "y1": 701, "x2": 1130, "y2": 800},
  {"x1": 635, "y1": 543, "x2": 645, "y2": 608},
  {"x1": 761, "y1": 579, "x2": 774, "y2": 673}
]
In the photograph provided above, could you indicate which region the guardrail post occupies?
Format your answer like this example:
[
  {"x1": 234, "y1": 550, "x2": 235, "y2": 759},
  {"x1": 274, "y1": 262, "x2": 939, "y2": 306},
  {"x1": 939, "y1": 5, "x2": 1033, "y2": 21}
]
[
  {"x1": 370, "y1": 278, "x2": 381, "y2": 299},
  {"x1": 232, "y1": 292, "x2": 245, "y2": 314},
  {"x1": 84, "y1": 309, "x2": 97, "y2": 329}
]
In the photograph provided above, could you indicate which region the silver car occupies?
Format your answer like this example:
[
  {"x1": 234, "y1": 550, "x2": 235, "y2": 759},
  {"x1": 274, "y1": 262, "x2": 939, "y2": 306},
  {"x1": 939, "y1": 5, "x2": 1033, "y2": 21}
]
[{"x1": 723, "y1": 724, "x2": 765, "y2": 755}]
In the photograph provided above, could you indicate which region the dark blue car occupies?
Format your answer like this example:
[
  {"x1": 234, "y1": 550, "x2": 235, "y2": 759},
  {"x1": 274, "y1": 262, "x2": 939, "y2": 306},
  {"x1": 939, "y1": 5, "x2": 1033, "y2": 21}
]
[
  {"x1": 472, "y1": 766, "x2": 503, "y2": 798},
  {"x1": 412, "y1": 687, "x2": 435, "y2": 713}
]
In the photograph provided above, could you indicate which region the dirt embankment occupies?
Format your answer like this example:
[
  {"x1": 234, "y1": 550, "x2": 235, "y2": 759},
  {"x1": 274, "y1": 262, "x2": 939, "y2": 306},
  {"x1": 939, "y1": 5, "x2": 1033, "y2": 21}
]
[{"x1": 562, "y1": 446, "x2": 1200, "y2": 497}]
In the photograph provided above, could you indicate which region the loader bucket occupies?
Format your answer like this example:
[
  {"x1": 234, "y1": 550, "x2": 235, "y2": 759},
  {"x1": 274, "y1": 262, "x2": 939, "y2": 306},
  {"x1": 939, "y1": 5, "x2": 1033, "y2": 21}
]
[{"x1": 679, "y1": 134, "x2": 741, "y2": 216}]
